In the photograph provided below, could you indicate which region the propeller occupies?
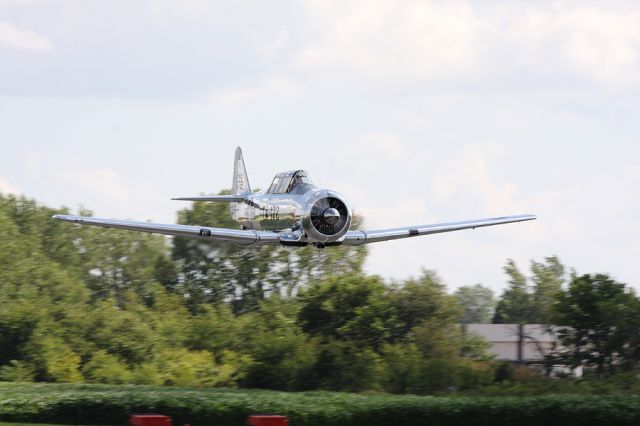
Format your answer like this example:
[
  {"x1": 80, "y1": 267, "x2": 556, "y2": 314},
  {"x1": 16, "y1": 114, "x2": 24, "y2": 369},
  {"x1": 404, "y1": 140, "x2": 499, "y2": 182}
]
[{"x1": 310, "y1": 197, "x2": 348, "y2": 235}]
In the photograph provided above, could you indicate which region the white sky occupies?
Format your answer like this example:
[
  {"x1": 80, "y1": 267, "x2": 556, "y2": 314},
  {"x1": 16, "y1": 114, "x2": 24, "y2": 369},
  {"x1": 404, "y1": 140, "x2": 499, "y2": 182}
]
[{"x1": 1, "y1": 0, "x2": 639, "y2": 293}]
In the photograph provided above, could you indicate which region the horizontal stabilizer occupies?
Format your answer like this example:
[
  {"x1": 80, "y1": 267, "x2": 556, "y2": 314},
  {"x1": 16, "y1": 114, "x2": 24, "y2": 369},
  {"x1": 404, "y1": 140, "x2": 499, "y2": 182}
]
[{"x1": 172, "y1": 195, "x2": 247, "y2": 202}]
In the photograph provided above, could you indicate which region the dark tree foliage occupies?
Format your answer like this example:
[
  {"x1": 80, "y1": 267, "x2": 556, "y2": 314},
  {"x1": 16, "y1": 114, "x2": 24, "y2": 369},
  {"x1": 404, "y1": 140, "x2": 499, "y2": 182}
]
[
  {"x1": 554, "y1": 274, "x2": 640, "y2": 375},
  {"x1": 298, "y1": 273, "x2": 394, "y2": 349}
]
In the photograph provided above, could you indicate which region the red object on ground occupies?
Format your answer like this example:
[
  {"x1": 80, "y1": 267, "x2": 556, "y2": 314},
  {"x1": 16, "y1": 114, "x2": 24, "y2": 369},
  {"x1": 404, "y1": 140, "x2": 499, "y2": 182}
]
[
  {"x1": 129, "y1": 414, "x2": 173, "y2": 426},
  {"x1": 247, "y1": 415, "x2": 289, "y2": 426}
]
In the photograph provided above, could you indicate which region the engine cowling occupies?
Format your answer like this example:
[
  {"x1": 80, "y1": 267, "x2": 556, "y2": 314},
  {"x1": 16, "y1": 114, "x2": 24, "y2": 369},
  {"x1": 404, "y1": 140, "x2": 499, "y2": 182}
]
[{"x1": 303, "y1": 192, "x2": 351, "y2": 243}]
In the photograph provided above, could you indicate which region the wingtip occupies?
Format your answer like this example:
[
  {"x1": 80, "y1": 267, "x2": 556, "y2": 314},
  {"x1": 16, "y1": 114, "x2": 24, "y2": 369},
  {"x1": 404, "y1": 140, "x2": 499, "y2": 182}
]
[{"x1": 53, "y1": 214, "x2": 85, "y2": 223}]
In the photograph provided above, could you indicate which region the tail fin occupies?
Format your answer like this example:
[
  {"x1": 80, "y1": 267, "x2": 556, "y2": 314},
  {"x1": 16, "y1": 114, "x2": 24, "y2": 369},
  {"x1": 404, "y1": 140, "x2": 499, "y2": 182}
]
[
  {"x1": 232, "y1": 147, "x2": 251, "y2": 195},
  {"x1": 231, "y1": 147, "x2": 250, "y2": 222}
]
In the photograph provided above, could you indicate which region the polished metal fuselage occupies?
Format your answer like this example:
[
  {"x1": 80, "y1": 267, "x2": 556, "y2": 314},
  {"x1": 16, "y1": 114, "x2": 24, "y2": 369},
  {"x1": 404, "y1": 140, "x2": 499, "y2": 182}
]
[{"x1": 233, "y1": 183, "x2": 345, "y2": 232}]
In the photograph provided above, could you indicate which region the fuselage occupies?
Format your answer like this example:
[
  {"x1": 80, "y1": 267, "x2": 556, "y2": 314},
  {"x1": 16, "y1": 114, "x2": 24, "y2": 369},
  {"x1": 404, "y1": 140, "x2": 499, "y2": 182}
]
[
  {"x1": 236, "y1": 185, "x2": 343, "y2": 231},
  {"x1": 231, "y1": 169, "x2": 352, "y2": 243}
]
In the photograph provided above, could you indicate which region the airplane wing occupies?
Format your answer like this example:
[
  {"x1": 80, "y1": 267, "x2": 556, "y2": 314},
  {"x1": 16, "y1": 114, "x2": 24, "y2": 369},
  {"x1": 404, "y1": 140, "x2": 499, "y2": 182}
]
[
  {"x1": 171, "y1": 195, "x2": 246, "y2": 202},
  {"x1": 53, "y1": 213, "x2": 535, "y2": 247},
  {"x1": 52, "y1": 214, "x2": 280, "y2": 246},
  {"x1": 342, "y1": 214, "x2": 536, "y2": 245}
]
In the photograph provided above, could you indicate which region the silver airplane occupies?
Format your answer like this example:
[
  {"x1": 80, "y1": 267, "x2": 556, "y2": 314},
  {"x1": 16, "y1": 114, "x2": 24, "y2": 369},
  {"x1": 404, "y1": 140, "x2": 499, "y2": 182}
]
[{"x1": 53, "y1": 147, "x2": 536, "y2": 248}]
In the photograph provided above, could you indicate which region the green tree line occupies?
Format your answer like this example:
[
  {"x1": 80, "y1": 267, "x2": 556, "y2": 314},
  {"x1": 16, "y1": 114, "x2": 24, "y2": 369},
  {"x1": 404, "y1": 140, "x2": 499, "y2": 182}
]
[{"x1": 0, "y1": 193, "x2": 638, "y2": 393}]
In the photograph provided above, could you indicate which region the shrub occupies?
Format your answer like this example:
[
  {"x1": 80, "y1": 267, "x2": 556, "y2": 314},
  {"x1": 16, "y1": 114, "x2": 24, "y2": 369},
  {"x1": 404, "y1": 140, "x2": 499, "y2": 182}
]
[
  {"x1": 82, "y1": 351, "x2": 131, "y2": 384},
  {"x1": 0, "y1": 360, "x2": 35, "y2": 382},
  {"x1": 2, "y1": 382, "x2": 640, "y2": 426}
]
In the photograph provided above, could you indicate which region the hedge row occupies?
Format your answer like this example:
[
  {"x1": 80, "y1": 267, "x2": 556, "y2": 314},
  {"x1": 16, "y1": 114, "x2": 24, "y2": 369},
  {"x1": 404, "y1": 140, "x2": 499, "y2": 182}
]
[{"x1": 2, "y1": 382, "x2": 640, "y2": 426}]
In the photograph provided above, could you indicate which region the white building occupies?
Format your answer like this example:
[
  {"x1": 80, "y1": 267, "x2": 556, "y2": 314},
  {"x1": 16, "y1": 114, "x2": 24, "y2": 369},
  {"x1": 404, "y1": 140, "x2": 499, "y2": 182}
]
[
  {"x1": 465, "y1": 323, "x2": 582, "y2": 376},
  {"x1": 465, "y1": 324, "x2": 560, "y2": 363}
]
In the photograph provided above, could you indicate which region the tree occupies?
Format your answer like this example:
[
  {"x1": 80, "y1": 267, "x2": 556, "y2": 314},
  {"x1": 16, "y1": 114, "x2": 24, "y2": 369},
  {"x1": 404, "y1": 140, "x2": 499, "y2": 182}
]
[
  {"x1": 391, "y1": 270, "x2": 463, "y2": 359},
  {"x1": 493, "y1": 259, "x2": 532, "y2": 323},
  {"x1": 380, "y1": 343, "x2": 423, "y2": 393},
  {"x1": 311, "y1": 339, "x2": 383, "y2": 392},
  {"x1": 297, "y1": 273, "x2": 394, "y2": 350},
  {"x1": 80, "y1": 228, "x2": 171, "y2": 307},
  {"x1": 455, "y1": 284, "x2": 495, "y2": 323},
  {"x1": 553, "y1": 274, "x2": 640, "y2": 375},
  {"x1": 391, "y1": 270, "x2": 460, "y2": 337},
  {"x1": 494, "y1": 256, "x2": 566, "y2": 324},
  {"x1": 530, "y1": 256, "x2": 565, "y2": 324}
]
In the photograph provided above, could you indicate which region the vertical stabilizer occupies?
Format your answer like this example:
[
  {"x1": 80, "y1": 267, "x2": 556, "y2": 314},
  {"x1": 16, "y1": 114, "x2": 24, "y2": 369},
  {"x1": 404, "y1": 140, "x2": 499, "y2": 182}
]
[
  {"x1": 232, "y1": 147, "x2": 251, "y2": 195},
  {"x1": 231, "y1": 147, "x2": 250, "y2": 222}
]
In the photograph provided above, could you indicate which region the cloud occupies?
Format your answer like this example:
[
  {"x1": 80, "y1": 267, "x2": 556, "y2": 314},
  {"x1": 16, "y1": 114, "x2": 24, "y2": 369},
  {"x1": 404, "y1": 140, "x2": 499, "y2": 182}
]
[
  {"x1": 538, "y1": 165, "x2": 640, "y2": 244},
  {"x1": 55, "y1": 167, "x2": 176, "y2": 223},
  {"x1": 209, "y1": 88, "x2": 258, "y2": 107},
  {"x1": 24, "y1": 150, "x2": 42, "y2": 178},
  {"x1": 59, "y1": 168, "x2": 129, "y2": 201},
  {"x1": 207, "y1": 76, "x2": 300, "y2": 106},
  {"x1": 432, "y1": 144, "x2": 523, "y2": 216},
  {"x1": 295, "y1": 0, "x2": 481, "y2": 80},
  {"x1": 413, "y1": 142, "x2": 640, "y2": 287},
  {"x1": 0, "y1": 0, "x2": 51, "y2": 5},
  {"x1": 340, "y1": 131, "x2": 406, "y2": 158},
  {"x1": 0, "y1": 177, "x2": 21, "y2": 195},
  {"x1": 259, "y1": 26, "x2": 290, "y2": 61},
  {"x1": 0, "y1": 21, "x2": 53, "y2": 51},
  {"x1": 503, "y1": 4, "x2": 640, "y2": 85},
  {"x1": 293, "y1": 1, "x2": 640, "y2": 88},
  {"x1": 359, "y1": 197, "x2": 434, "y2": 230}
]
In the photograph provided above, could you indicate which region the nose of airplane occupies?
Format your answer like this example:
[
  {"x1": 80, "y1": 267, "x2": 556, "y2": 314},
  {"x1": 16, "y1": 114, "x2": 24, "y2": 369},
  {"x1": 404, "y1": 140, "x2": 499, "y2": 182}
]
[{"x1": 323, "y1": 207, "x2": 340, "y2": 225}]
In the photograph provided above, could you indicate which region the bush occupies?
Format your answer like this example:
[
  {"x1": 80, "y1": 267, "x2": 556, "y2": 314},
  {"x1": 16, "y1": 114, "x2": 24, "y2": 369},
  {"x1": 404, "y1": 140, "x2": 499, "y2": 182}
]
[
  {"x1": 0, "y1": 361, "x2": 34, "y2": 382},
  {"x1": 494, "y1": 361, "x2": 517, "y2": 382},
  {"x1": 82, "y1": 351, "x2": 131, "y2": 384},
  {"x1": 2, "y1": 382, "x2": 640, "y2": 426}
]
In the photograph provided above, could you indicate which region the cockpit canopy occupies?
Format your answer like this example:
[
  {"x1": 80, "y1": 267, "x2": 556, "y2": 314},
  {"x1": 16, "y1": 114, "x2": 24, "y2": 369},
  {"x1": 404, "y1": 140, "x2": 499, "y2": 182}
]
[{"x1": 267, "y1": 170, "x2": 313, "y2": 194}]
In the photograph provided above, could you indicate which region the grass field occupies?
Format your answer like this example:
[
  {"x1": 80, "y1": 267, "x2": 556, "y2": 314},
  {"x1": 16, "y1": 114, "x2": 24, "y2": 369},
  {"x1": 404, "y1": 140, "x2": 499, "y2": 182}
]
[{"x1": 2, "y1": 382, "x2": 640, "y2": 426}]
